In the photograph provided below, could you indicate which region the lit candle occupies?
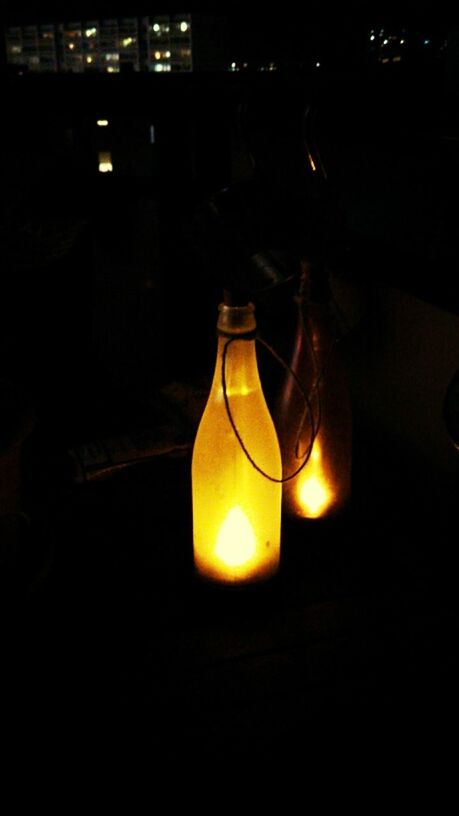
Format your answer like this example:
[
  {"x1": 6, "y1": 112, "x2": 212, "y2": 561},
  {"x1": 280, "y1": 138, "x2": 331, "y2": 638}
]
[{"x1": 192, "y1": 301, "x2": 282, "y2": 585}]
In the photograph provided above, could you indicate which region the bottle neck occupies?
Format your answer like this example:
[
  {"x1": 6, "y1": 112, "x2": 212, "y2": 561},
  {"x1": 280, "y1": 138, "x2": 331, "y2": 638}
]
[{"x1": 212, "y1": 303, "x2": 261, "y2": 397}]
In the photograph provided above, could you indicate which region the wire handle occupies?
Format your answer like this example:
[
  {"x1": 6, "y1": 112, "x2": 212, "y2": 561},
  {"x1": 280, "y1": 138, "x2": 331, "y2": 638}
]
[{"x1": 221, "y1": 335, "x2": 320, "y2": 483}]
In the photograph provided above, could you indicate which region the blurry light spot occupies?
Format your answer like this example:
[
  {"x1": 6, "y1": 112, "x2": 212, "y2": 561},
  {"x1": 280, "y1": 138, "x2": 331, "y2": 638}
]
[{"x1": 98, "y1": 151, "x2": 113, "y2": 173}]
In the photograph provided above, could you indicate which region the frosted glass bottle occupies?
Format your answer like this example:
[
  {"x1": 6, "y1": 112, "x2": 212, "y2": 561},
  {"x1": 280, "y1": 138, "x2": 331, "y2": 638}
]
[
  {"x1": 192, "y1": 299, "x2": 282, "y2": 584},
  {"x1": 276, "y1": 265, "x2": 352, "y2": 519}
]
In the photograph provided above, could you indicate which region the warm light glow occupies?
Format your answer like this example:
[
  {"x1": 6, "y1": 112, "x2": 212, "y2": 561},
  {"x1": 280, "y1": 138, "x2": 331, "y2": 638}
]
[
  {"x1": 295, "y1": 439, "x2": 334, "y2": 518},
  {"x1": 97, "y1": 119, "x2": 109, "y2": 127},
  {"x1": 98, "y1": 151, "x2": 113, "y2": 172},
  {"x1": 192, "y1": 305, "x2": 281, "y2": 585},
  {"x1": 215, "y1": 506, "x2": 256, "y2": 568},
  {"x1": 180, "y1": 22, "x2": 189, "y2": 32}
]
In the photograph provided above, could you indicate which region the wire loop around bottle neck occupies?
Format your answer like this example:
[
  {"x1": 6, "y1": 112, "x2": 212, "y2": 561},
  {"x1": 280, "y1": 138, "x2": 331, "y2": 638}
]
[{"x1": 221, "y1": 335, "x2": 320, "y2": 483}]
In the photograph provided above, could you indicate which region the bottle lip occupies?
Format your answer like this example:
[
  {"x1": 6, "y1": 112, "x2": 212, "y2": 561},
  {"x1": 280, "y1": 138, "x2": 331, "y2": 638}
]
[
  {"x1": 218, "y1": 302, "x2": 255, "y2": 315},
  {"x1": 217, "y1": 302, "x2": 257, "y2": 336}
]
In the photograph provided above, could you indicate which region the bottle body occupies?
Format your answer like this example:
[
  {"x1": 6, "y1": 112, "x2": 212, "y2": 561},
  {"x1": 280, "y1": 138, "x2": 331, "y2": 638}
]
[
  {"x1": 192, "y1": 303, "x2": 282, "y2": 584},
  {"x1": 276, "y1": 291, "x2": 352, "y2": 520}
]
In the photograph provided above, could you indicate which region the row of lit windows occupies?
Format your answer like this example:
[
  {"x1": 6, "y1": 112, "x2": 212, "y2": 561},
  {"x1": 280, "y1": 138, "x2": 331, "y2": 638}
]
[{"x1": 5, "y1": 15, "x2": 192, "y2": 73}]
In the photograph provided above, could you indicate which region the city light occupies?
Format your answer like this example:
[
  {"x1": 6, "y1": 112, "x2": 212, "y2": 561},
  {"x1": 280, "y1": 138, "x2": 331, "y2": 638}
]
[{"x1": 98, "y1": 151, "x2": 113, "y2": 172}]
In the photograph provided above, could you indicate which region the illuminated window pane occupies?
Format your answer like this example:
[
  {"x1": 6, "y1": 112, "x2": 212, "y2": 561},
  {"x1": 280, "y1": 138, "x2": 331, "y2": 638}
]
[{"x1": 98, "y1": 151, "x2": 113, "y2": 172}]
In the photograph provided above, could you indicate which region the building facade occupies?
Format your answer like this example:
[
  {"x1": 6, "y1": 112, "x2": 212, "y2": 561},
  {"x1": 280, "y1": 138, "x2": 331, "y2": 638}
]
[{"x1": 4, "y1": 13, "x2": 193, "y2": 74}]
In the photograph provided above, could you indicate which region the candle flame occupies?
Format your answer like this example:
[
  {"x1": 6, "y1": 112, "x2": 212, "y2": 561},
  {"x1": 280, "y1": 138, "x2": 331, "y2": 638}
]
[
  {"x1": 297, "y1": 437, "x2": 333, "y2": 518},
  {"x1": 215, "y1": 506, "x2": 256, "y2": 567},
  {"x1": 299, "y1": 475, "x2": 331, "y2": 518}
]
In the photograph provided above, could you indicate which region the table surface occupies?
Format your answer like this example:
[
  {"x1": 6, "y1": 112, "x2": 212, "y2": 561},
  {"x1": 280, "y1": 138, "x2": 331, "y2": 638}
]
[{"x1": 2, "y1": 418, "x2": 458, "y2": 764}]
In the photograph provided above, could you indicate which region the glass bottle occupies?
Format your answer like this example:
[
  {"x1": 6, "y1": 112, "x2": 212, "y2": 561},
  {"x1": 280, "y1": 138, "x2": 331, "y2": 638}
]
[
  {"x1": 276, "y1": 263, "x2": 352, "y2": 519},
  {"x1": 192, "y1": 296, "x2": 282, "y2": 584}
]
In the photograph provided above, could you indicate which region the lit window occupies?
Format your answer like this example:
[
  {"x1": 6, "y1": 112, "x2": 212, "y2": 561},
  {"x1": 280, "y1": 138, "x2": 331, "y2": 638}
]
[
  {"x1": 98, "y1": 151, "x2": 113, "y2": 173},
  {"x1": 97, "y1": 119, "x2": 109, "y2": 127},
  {"x1": 180, "y1": 22, "x2": 189, "y2": 33}
]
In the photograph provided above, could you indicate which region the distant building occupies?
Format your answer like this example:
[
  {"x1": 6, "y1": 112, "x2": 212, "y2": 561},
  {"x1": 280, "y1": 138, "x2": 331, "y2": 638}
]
[{"x1": 4, "y1": 13, "x2": 196, "y2": 74}]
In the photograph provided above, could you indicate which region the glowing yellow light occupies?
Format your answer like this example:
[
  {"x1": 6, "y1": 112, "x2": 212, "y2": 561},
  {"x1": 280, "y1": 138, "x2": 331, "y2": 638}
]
[
  {"x1": 97, "y1": 119, "x2": 109, "y2": 126},
  {"x1": 180, "y1": 22, "x2": 189, "y2": 32},
  {"x1": 298, "y1": 476, "x2": 330, "y2": 518},
  {"x1": 192, "y1": 302, "x2": 281, "y2": 584},
  {"x1": 215, "y1": 507, "x2": 256, "y2": 568},
  {"x1": 155, "y1": 50, "x2": 161, "y2": 59},
  {"x1": 296, "y1": 439, "x2": 334, "y2": 518},
  {"x1": 99, "y1": 151, "x2": 113, "y2": 172}
]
